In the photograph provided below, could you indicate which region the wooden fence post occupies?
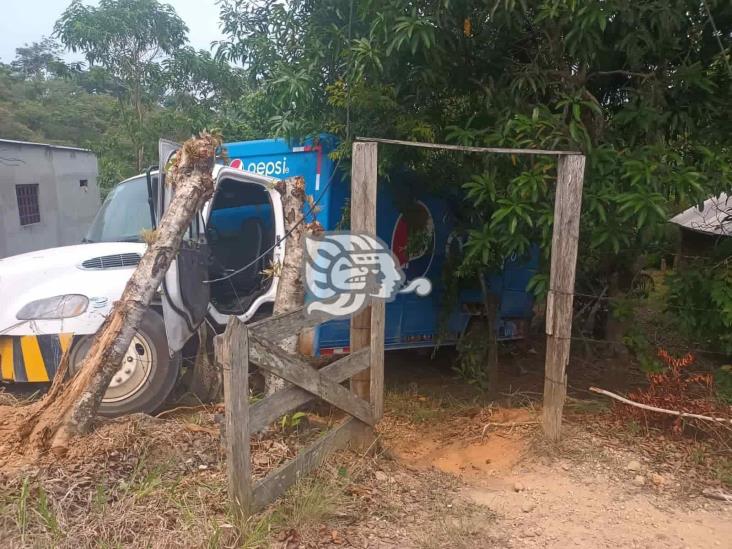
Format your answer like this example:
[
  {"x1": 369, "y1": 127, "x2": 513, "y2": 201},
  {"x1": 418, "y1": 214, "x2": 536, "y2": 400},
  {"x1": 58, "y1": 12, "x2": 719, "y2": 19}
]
[
  {"x1": 542, "y1": 154, "x2": 586, "y2": 442},
  {"x1": 349, "y1": 141, "x2": 385, "y2": 437},
  {"x1": 217, "y1": 317, "x2": 252, "y2": 517},
  {"x1": 370, "y1": 299, "x2": 385, "y2": 420}
]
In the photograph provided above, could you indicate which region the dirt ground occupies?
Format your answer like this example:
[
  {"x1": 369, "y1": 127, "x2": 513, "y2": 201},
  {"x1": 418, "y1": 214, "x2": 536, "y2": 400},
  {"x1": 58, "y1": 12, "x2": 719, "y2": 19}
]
[
  {"x1": 362, "y1": 404, "x2": 731, "y2": 549},
  {"x1": 0, "y1": 350, "x2": 730, "y2": 548}
]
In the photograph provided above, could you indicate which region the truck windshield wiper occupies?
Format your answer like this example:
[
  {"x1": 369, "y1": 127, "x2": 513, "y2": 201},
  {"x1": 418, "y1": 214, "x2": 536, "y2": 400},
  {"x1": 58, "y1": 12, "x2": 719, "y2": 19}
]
[{"x1": 117, "y1": 235, "x2": 143, "y2": 243}]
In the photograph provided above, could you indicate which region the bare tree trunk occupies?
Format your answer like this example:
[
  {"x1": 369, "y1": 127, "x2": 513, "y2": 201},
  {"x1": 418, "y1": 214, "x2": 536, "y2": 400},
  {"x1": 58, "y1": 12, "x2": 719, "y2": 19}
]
[
  {"x1": 137, "y1": 144, "x2": 145, "y2": 172},
  {"x1": 605, "y1": 273, "x2": 628, "y2": 358},
  {"x1": 480, "y1": 275, "x2": 499, "y2": 396},
  {"x1": 265, "y1": 176, "x2": 311, "y2": 395},
  {"x1": 0, "y1": 133, "x2": 219, "y2": 464}
]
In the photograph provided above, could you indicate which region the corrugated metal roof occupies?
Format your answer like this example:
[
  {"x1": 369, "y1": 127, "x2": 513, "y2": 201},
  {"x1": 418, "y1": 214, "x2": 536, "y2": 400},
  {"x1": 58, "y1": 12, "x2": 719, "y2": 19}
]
[
  {"x1": 670, "y1": 194, "x2": 732, "y2": 237},
  {"x1": 0, "y1": 138, "x2": 92, "y2": 153}
]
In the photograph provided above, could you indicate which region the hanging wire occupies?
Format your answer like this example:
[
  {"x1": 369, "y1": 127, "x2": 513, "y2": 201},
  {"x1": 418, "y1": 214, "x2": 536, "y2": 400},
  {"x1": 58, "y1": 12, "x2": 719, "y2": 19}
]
[
  {"x1": 547, "y1": 288, "x2": 729, "y2": 314},
  {"x1": 553, "y1": 335, "x2": 731, "y2": 357},
  {"x1": 345, "y1": 0, "x2": 354, "y2": 142}
]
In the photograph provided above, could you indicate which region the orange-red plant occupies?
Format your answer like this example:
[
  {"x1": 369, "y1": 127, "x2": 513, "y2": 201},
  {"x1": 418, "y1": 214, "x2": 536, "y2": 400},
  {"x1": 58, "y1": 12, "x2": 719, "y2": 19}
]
[{"x1": 621, "y1": 349, "x2": 722, "y2": 434}]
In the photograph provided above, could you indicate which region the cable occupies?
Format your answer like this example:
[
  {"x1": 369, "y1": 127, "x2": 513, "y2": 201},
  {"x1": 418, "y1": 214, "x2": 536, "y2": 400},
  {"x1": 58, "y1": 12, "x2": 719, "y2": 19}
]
[
  {"x1": 554, "y1": 334, "x2": 731, "y2": 357},
  {"x1": 204, "y1": 155, "x2": 343, "y2": 285},
  {"x1": 579, "y1": 250, "x2": 731, "y2": 263},
  {"x1": 548, "y1": 288, "x2": 730, "y2": 314},
  {"x1": 346, "y1": 0, "x2": 354, "y2": 142}
]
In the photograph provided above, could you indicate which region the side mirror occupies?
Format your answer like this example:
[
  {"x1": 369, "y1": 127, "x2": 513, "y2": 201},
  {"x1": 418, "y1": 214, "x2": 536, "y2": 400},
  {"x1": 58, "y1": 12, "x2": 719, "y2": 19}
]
[{"x1": 145, "y1": 165, "x2": 157, "y2": 230}]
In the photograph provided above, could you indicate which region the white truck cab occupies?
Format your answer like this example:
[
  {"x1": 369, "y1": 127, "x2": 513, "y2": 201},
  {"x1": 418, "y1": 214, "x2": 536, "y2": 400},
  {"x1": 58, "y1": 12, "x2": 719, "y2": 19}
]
[{"x1": 0, "y1": 142, "x2": 285, "y2": 415}]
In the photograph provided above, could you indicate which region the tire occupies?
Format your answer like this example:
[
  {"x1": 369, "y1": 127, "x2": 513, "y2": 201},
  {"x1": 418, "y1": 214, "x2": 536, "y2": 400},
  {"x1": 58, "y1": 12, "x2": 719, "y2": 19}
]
[{"x1": 68, "y1": 309, "x2": 180, "y2": 417}]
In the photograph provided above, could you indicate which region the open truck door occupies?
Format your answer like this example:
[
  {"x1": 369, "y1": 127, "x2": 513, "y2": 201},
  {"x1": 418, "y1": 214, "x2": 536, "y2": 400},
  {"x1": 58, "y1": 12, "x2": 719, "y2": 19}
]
[
  {"x1": 157, "y1": 140, "x2": 211, "y2": 351},
  {"x1": 203, "y1": 165, "x2": 285, "y2": 326},
  {"x1": 157, "y1": 140, "x2": 285, "y2": 349}
]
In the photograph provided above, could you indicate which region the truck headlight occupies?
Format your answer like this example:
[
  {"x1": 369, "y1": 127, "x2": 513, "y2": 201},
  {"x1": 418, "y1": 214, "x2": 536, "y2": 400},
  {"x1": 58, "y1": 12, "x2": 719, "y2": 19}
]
[{"x1": 16, "y1": 295, "x2": 89, "y2": 320}]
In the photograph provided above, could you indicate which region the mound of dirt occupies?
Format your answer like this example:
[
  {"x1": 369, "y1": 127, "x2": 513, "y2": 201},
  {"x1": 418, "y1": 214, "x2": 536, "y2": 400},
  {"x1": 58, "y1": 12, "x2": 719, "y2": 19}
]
[{"x1": 383, "y1": 404, "x2": 536, "y2": 478}]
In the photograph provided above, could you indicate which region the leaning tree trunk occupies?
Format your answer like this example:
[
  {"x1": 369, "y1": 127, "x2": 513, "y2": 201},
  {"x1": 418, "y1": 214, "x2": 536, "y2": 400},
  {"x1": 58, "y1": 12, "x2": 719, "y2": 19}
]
[
  {"x1": 264, "y1": 176, "x2": 316, "y2": 395},
  {"x1": 0, "y1": 133, "x2": 219, "y2": 464}
]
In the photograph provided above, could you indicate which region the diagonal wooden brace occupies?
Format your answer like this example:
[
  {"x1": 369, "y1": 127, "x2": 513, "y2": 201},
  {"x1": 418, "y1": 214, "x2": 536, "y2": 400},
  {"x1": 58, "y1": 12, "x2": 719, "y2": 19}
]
[
  {"x1": 249, "y1": 334, "x2": 374, "y2": 426},
  {"x1": 249, "y1": 347, "x2": 370, "y2": 434}
]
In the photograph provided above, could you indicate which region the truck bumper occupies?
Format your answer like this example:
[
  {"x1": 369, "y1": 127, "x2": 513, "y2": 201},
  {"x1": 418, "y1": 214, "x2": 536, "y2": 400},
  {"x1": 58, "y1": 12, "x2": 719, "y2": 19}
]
[{"x1": 0, "y1": 334, "x2": 73, "y2": 383}]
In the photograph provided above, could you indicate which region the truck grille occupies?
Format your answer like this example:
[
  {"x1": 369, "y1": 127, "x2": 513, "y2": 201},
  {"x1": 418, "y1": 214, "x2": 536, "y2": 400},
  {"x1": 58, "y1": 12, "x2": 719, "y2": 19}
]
[{"x1": 81, "y1": 253, "x2": 141, "y2": 269}]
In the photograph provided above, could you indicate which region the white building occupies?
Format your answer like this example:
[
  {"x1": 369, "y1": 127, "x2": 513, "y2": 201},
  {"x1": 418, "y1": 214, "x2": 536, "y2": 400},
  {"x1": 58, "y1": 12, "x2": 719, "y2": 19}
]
[{"x1": 0, "y1": 139, "x2": 100, "y2": 258}]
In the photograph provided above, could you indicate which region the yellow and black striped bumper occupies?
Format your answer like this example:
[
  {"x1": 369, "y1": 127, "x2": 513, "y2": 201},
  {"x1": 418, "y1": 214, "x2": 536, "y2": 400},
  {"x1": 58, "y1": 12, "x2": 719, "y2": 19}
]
[{"x1": 0, "y1": 334, "x2": 73, "y2": 383}]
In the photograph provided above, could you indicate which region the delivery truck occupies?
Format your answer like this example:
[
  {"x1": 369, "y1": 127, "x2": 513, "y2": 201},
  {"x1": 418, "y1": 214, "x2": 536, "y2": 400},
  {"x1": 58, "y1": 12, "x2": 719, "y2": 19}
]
[{"x1": 0, "y1": 135, "x2": 537, "y2": 415}]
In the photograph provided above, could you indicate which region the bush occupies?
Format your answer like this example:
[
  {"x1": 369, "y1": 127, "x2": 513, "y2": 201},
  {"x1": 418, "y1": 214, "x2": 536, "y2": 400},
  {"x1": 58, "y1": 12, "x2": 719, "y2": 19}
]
[
  {"x1": 666, "y1": 244, "x2": 732, "y2": 356},
  {"x1": 715, "y1": 365, "x2": 732, "y2": 404}
]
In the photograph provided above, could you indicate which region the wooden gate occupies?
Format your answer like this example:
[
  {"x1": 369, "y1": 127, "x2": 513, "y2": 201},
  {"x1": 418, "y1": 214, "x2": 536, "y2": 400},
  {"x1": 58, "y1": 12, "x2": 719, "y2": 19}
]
[{"x1": 215, "y1": 304, "x2": 384, "y2": 515}]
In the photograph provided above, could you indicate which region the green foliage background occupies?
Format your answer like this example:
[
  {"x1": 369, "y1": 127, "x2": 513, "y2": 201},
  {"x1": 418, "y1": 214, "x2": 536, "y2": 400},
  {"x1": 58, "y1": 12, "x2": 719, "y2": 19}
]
[
  {"x1": 213, "y1": 0, "x2": 732, "y2": 354},
  {"x1": 1, "y1": 0, "x2": 730, "y2": 353}
]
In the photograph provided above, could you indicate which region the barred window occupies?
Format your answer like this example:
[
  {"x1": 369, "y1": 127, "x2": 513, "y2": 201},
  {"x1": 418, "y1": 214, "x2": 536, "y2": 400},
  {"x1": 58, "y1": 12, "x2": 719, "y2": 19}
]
[{"x1": 16, "y1": 184, "x2": 41, "y2": 226}]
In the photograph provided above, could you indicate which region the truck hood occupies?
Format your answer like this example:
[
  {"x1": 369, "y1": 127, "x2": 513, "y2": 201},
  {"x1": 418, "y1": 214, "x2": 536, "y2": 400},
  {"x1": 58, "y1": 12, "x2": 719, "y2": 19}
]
[{"x1": 0, "y1": 242, "x2": 146, "y2": 336}]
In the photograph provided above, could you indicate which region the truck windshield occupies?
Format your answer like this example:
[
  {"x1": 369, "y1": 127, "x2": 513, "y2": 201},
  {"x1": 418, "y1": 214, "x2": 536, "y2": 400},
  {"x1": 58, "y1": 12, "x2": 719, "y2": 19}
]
[{"x1": 85, "y1": 176, "x2": 153, "y2": 243}]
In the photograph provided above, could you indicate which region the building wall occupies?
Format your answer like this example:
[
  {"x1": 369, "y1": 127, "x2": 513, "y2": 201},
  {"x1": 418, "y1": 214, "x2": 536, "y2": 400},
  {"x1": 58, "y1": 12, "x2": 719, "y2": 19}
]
[{"x1": 0, "y1": 142, "x2": 100, "y2": 258}]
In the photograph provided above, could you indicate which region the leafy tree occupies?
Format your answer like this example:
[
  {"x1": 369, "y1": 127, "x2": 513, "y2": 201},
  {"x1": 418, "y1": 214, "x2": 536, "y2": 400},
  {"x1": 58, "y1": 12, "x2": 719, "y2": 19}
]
[
  {"x1": 55, "y1": 0, "x2": 189, "y2": 169},
  {"x1": 160, "y1": 47, "x2": 250, "y2": 138},
  {"x1": 0, "y1": 58, "x2": 139, "y2": 190},
  {"x1": 1, "y1": 3, "x2": 247, "y2": 195},
  {"x1": 217, "y1": 0, "x2": 732, "y2": 348},
  {"x1": 667, "y1": 240, "x2": 732, "y2": 355},
  {"x1": 10, "y1": 37, "x2": 69, "y2": 79}
]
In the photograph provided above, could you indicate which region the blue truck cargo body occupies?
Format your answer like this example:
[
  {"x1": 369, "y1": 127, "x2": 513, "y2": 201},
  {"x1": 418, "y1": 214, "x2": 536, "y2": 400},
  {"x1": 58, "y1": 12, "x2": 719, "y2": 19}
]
[{"x1": 223, "y1": 136, "x2": 538, "y2": 355}]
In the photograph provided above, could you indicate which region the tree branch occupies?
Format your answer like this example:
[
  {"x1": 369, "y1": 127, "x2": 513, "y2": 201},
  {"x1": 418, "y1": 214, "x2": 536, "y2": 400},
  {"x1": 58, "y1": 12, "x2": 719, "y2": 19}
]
[
  {"x1": 588, "y1": 70, "x2": 655, "y2": 80},
  {"x1": 589, "y1": 386, "x2": 732, "y2": 425}
]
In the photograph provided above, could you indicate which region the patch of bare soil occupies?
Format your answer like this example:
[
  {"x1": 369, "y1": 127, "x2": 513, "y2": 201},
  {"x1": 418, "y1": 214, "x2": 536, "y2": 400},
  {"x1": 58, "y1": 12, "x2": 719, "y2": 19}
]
[
  {"x1": 386, "y1": 408, "x2": 532, "y2": 479},
  {"x1": 288, "y1": 402, "x2": 730, "y2": 549},
  {"x1": 366, "y1": 402, "x2": 732, "y2": 549}
]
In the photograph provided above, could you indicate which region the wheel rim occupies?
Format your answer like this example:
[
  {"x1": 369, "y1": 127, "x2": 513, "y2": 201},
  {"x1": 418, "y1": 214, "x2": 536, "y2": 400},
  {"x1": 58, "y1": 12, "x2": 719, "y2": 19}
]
[
  {"x1": 70, "y1": 332, "x2": 156, "y2": 404},
  {"x1": 102, "y1": 334, "x2": 154, "y2": 403}
]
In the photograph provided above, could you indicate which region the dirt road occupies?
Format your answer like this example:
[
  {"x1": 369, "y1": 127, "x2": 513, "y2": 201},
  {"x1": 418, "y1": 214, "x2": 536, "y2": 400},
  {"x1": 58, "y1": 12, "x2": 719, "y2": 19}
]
[{"x1": 342, "y1": 407, "x2": 732, "y2": 549}]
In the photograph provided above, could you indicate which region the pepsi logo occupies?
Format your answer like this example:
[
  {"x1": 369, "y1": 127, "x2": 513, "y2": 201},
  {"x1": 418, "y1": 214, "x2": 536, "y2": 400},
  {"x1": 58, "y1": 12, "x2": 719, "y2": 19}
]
[{"x1": 391, "y1": 201, "x2": 435, "y2": 280}]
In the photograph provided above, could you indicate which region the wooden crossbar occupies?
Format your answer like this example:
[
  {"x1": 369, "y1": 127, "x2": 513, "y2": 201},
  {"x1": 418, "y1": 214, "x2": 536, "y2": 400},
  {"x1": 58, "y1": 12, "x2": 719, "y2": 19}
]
[
  {"x1": 252, "y1": 417, "x2": 365, "y2": 510},
  {"x1": 249, "y1": 334, "x2": 375, "y2": 426},
  {"x1": 248, "y1": 306, "x2": 327, "y2": 342},
  {"x1": 249, "y1": 347, "x2": 370, "y2": 434},
  {"x1": 356, "y1": 136, "x2": 580, "y2": 156}
]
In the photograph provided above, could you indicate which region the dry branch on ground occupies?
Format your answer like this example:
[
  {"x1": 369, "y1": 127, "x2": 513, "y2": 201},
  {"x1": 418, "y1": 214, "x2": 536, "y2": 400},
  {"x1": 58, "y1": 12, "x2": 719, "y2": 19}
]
[{"x1": 590, "y1": 386, "x2": 732, "y2": 425}]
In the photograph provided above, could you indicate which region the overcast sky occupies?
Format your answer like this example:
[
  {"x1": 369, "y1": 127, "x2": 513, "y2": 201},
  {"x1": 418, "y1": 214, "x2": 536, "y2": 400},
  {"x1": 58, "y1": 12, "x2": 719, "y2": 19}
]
[{"x1": 0, "y1": 0, "x2": 225, "y2": 64}]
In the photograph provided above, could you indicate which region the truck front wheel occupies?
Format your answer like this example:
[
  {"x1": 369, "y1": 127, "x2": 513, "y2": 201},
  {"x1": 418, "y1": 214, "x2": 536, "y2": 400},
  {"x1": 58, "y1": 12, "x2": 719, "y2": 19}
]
[{"x1": 68, "y1": 309, "x2": 180, "y2": 416}]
